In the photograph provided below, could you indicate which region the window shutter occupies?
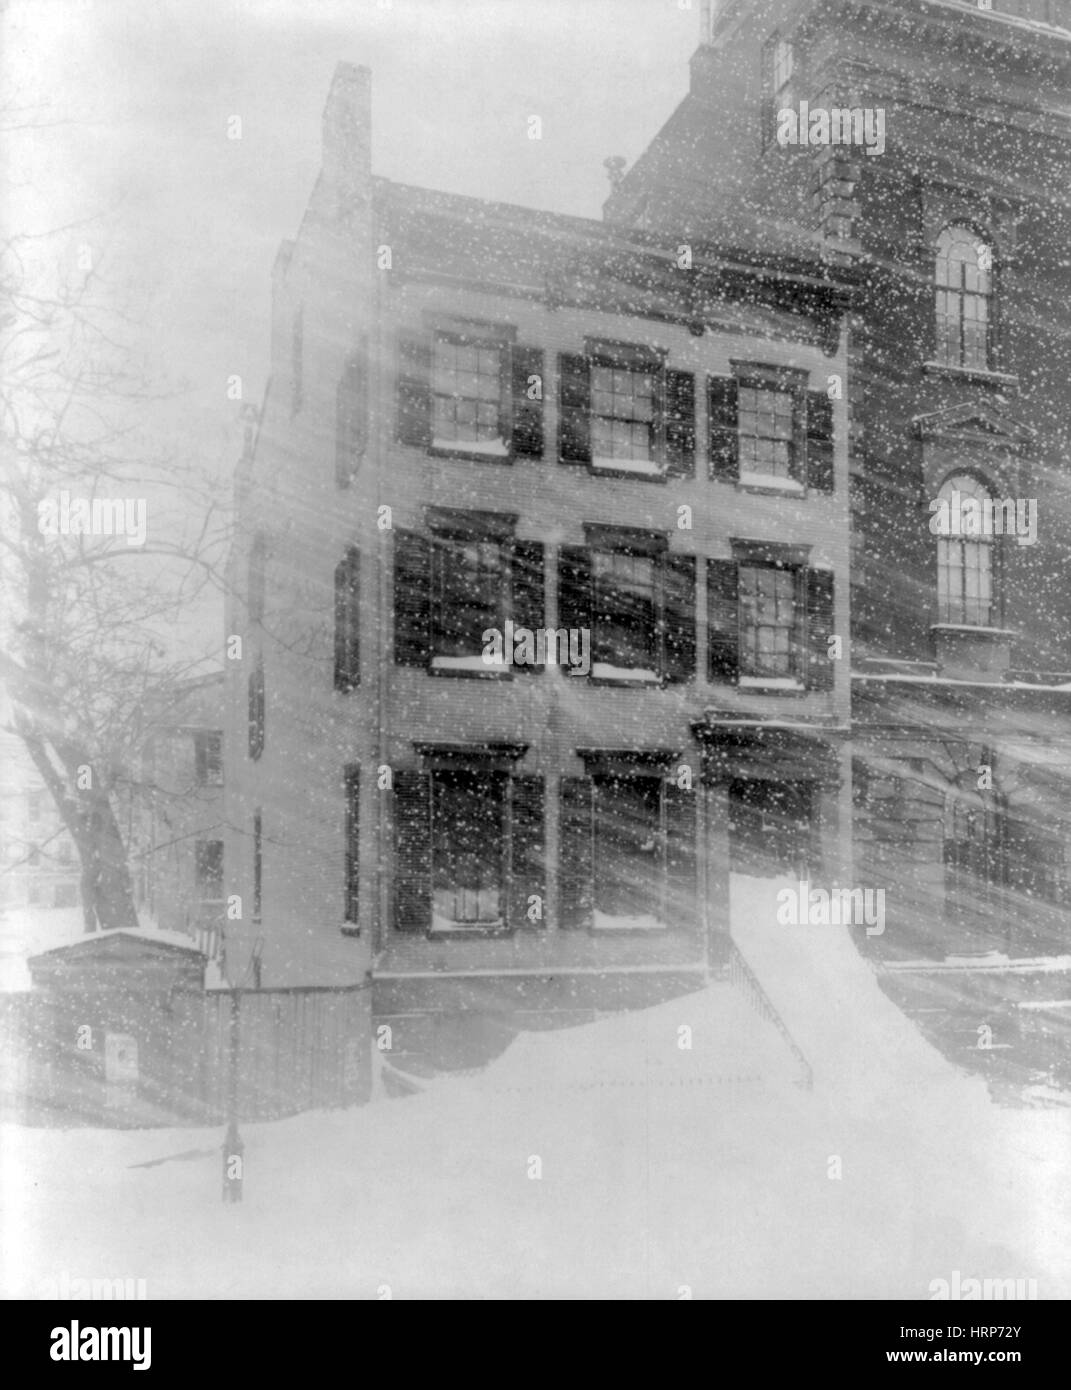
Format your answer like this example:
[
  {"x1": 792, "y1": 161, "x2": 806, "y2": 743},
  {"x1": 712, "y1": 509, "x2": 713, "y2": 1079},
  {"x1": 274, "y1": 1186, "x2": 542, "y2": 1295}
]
[
  {"x1": 247, "y1": 660, "x2": 265, "y2": 759},
  {"x1": 512, "y1": 540, "x2": 545, "y2": 673},
  {"x1": 663, "y1": 781, "x2": 698, "y2": 932},
  {"x1": 393, "y1": 531, "x2": 431, "y2": 667},
  {"x1": 806, "y1": 390, "x2": 835, "y2": 494},
  {"x1": 708, "y1": 376, "x2": 739, "y2": 481},
  {"x1": 805, "y1": 567, "x2": 836, "y2": 690},
  {"x1": 557, "y1": 545, "x2": 593, "y2": 637},
  {"x1": 664, "y1": 369, "x2": 696, "y2": 479},
  {"x1": 559, "y1": 776, "x2": 594, "y2": 929},
  {"x1": 336, "y1": 350, "x2": 367, "y2": 488},
  {"x1": 662, "y1": 553, "x2": 697, "y2": 683},
  {"x1": 511, "y1": 347, "x2": 544, "y2": 457},
  {"x1": 558, "y1": 353, "x2": 591, "y2": 464},
  {"x1": 510, "y1": 775, "x2": 545, "y2": 929},
  {"x1": 344, "y1": 765, "x2": 359, "y2": 924},
  {"x1": 397, "y1": 335, "x2": 431, "y2": 447},
  {"x1": 334, "y1": 547, "x2": 360, "y2": 692},
  {"x1": 394, "y1": 770, "x2": 431, "y2": 932},
  {"x1": 707, "y1": 559, "x2": 740, "y2": 684}
]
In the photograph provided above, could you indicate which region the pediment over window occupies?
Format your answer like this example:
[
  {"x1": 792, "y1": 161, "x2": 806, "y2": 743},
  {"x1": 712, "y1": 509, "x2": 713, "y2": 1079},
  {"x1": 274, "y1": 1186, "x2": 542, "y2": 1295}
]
[{"x1": 912, "y1": 400, "x2": 1035, "y2": 448}]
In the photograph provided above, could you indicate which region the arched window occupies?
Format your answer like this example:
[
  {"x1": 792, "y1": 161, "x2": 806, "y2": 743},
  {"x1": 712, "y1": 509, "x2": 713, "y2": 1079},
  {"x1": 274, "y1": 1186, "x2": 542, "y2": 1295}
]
[
  {"x1": 936, "y1": 474, "x2": 995, "y2": 627},
  {"x1": 935, "y1": 226, "x2": 992, "y2": 370}
]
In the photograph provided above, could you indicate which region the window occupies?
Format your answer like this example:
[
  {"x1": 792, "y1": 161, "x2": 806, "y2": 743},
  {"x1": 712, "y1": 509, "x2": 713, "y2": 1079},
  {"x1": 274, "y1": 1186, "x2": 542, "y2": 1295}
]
[
  {"x1": 248, "y1": 659, "x2": 265, "y2": 759},
  {"x1": 393, "y1": 758, "x2": 544, "y2": 934},
  {"x1": 397, "y1": 331, "x2": 544, "y2": 460},
  {"x1": 936, "y1": 475, "x2": 995, "y2": 626},
  {"x1": 558, "y1": 532, "x2": 696, "y2": 684},
  {"x1": 559, "y1": 346, "x2": 695, "y2": 480},
  {"x1": 57, "y1": 839, "x2": 74, "y2": 865},
  {"x1": 28, "y1": 791, "x2": 44, "y2": 824},
  {"x1": 334, "y1": 548, "x2": 360, "y2": 691},
  {"x1": 591, "y1": 364, "x2": 656, "y2": 469},
  {"x1": 252, "y1": 810, "x2": 262, "y2": 921},
  {"x1": 709, "y1": 370, "x2": 833, "y2": 493},
  {"x1": 394, "y1": 520, "x2": 546, "y2": 676},
  {"x1": 559, "y1": 762, "x2": 697, "y2": 933},
  {"x1": 54, "y1": 882, "x2": 79, "y2": 908},
  {"x1": 737, "y1": 383, "x2": 799, "y2": 488},
  {"x1": 344, "y1": 765, "x2": 359, "y2": 924},
  {"x1": 773, "y1": 37, "x2": 794, "y2": 103},
  {"x1": 761, "y1": 33, "x2": 796, "y2": 150},
  {"x1": 935, "y1": 226, "x2": 992, "y2": 370},
  {"x1": 194, "y1": 731, "x2": 223, "y2": 786},
  {"x1": 195, "y1": 839, "x2": 224, "y2": 904},
  {"x1": 431, "y1": 770, "x2": 507, "y2": 929},
  {"x1": 708, "y1": 552, "x2": 834, "y2": 691},
  {"x1": 592, "y1": 774, "x2": 666, "y2": 930},
  {"x1": 431, "y1": 539, "x2": 507, "y2": 671},
  {"x1": 592, "y1": 551, "x2": 660, "y2": 679},
  {"x1": 739, "y1": 563, "x2": 800, "y2": 682},
  {"x1": 432, "y1": 337, "x2": 506, "y2": 454}
]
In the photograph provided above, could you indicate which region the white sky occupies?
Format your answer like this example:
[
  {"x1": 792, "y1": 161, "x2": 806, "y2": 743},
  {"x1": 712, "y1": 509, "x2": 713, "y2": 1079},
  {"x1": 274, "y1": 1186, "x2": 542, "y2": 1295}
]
[{"x1": 4, "y1": 0, "x2": 697, "y2": 441}]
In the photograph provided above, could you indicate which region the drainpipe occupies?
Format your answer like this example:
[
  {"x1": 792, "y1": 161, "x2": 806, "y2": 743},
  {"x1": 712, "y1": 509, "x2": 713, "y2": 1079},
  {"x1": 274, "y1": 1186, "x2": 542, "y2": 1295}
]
[{"x1": 375, "y1": 249, "x2": 389, "y2": 955}]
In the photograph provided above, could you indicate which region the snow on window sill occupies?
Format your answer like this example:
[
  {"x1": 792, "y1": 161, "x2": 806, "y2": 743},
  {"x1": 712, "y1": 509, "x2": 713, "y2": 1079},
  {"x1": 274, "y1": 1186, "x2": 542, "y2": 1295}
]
[
  {"x1": 921, "y1": 361, "x2": 1019, "y2": 389},
  {"x1": 591, "y1": 911, "x2": 667, "y2": 933},
  {"x1": 590, "y1": 663, "x2": 661, "y2": 683},
  {"x1": 590, "y1": 456, "x2": 665, "y2": 478},
  {"x1": 431, "y1": 436, "x2": 510, "y2": 457},
  {"x1": 430, "y1": 913, "x2": 507, "y2": 936},
  {"x1": 930, "y1": 624, "x2": 1016, "y2": 639},
  {"x1": 430, "y1": 654, "x2": 509, "y2": 676},
  {"x1": 739, "y1": 676, "x2": 805, "y2": 691},
  {"x1": 738, "y1": 472, "x2": 805, "y2": 494}
]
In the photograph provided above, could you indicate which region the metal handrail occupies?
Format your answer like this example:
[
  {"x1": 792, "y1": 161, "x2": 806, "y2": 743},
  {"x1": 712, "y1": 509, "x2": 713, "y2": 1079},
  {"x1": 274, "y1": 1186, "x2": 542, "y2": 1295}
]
[{"x1": 727, "y1": 940, "x2": 814, "y2": 1090}]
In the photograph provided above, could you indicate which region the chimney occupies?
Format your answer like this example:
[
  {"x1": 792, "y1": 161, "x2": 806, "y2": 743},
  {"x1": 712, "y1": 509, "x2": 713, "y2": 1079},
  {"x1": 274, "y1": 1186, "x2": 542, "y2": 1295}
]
[
  {"x1": 322, "y1": 63, "x2": 372, "y2": 230},
  {"x1": 604, "y1": 156, "x2": 627, "y2": 190}
]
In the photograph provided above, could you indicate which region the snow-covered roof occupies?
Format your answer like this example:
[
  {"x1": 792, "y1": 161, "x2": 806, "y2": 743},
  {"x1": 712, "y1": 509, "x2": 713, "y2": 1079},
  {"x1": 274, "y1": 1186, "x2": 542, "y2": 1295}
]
[{"x1": 27, "y1": 925, "x2": 207, "y2": 961}]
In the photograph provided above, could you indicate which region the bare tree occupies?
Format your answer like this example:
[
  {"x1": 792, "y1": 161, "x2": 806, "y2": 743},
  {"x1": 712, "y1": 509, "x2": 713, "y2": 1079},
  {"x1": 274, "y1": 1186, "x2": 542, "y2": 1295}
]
[{"x1": 0, "y1": 225, "x2": 229, "y2": 932}]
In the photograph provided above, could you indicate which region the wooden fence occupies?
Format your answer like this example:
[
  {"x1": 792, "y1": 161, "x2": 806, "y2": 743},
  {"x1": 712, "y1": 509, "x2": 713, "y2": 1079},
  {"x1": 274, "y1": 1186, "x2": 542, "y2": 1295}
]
[{"x1": 0, "y1": 983, "x2": 372, "y2": 1128}]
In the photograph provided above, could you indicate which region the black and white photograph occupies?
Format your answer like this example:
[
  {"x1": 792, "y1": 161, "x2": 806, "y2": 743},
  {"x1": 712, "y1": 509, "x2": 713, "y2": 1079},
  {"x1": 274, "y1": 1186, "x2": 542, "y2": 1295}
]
[{"x1": 2, "y1": 0, "x2": 1070, "y2": 1314}]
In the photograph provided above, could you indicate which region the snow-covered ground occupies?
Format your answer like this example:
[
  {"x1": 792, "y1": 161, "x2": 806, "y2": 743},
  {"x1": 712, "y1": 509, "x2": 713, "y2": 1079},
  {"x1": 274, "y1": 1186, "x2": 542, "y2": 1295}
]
[{"x1": 1, "y1": 877, "x2": 1068, "y2": 1299}]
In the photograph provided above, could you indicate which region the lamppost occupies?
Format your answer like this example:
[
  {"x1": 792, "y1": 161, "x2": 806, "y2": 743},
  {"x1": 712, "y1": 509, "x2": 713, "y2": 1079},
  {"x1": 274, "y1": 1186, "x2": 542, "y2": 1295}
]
[{"x1": 222, "y1": 989, "x2": 243, "y2": 1201}]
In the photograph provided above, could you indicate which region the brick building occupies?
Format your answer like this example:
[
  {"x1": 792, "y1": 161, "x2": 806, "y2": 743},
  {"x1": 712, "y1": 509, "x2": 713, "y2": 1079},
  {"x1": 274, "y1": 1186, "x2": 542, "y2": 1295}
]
[
  {"x1": 223, "y1": 64, "x2": 856, "y2": 1057},
  {"x1": 607, "y1": 0, "x2": 1071, "y2": 1057}
]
